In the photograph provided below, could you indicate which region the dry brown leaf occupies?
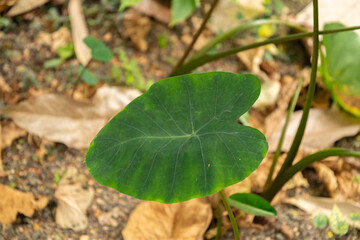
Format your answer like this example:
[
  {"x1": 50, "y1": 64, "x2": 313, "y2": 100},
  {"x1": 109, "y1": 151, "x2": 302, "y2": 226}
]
[
  {"x1": 122, "y1": 198, "x2": 212, "y2": 240},
  {"x1": 122, "y1": 9, "x2": 152, "y2": 52},
  {"x1": 0, "y1": 123, "x2": 3, "y2": 175},
  {"x1": 284, "y1": 195, "x2": 360, "y2": 228},
  {"x1": 312, "y1": 162, "x2": 338, "y2": 198},
  {"x1": 6, "y1": 0, "x2": 49, "y2": 16},
  {"x1": 0, "y1": 76, "x2": 11, "y2": 93},
  {"x1": 134, "y1": 0, "x2": 171, "y2": 24},
  {"x1": 268, "y1": 107, "x2": 360, "y2": 153},
  {"x1": 249, "y1": 151, "x2": 308, "y2": 194},
  {"x1": 69, "y1": 0, "x2": 91, "y2": 66},
  {"x1": 55, "y1": 167, "x2": 94, "y2": 231},
  {"x1": 0, "y1": 86, "x2": 141, "y2": 149},
  {"x1": 0, "y1": 184, "x2": 49, "y2": 224},
  {"x1": 1, "y1": 121, "x2": 26, "y2": 150},
  {"x1": 294, "y1": 0, "x2": 360, "y2": 36},
  {"x1": 36, "y1": 27, "x2": 71, "y2": 52},
  {"x1": 253, "y1": 80, "x2": 281, "y2": 109},
  {"x1": 337, "y1": 171, "x2": 360, "y2": 200}
]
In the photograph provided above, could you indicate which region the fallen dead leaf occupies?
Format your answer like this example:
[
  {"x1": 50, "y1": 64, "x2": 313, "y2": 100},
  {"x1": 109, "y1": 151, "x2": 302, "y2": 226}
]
[
  {"x1": 6, "y1": 0, "x2": 49, "y2": 16},
  {"x1": 122, "y1": 9, "x2": 152, "y2": 52},
  {"x1": 55, "y1": 167, "x2": 94, "y2": 231},
  {"x1": 294, "y1": 0, "x2": 360, "y2": 36},
  {"x1": 284, "y1": 195, "x2": 360, "y2": 228},
  {"x1": 249, "y1": 151, "x2": 308, "y2": 194},
  {"x1": 312, "y1": 162, "x2": 338, "y2": 198},
  {"x1": 253, "y1": 80, "x2": 281, "y2": 109},
  {"x1": 0, "y1": 86, "x2": 141, "y2": 149},
  {"x1": 0, "y1": 184, "x2": 49, "y2": 224},
  {"x1": 0, "y1": 76, "x2": 11, "y2": 93},
  {"x1": 0, "y1": 0, "x2": 17, "y2": 13},
  {"x1": 1, "y1": 120, "x2": 26, "y2": 150},
  {"x1": 122, "y1": 198, "x2": 212, "y2": 240},
  {"x1": 69, "y1": 0, "x2": 91, "y2": 66},
  {"x1": 268, "y1": 107, "x2": 360, "y2": 153},
  {"x1": 134, "y1": 0, "x2": 171, "y2": 24}
]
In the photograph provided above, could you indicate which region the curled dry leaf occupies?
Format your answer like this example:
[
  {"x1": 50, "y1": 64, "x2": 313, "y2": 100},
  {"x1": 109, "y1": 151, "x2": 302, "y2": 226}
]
[
  {"x1": 36, "y1": 27, "x2": 72, "y2": 52},
  {"x1": 284, "y1": 195, "x2": 360, "y2": 229},
  {"x1": 55, "y1": 167, "x2": 94, "y2": 231},
  {"x1": 1, "y1": 121, "x2": 26, "y2": 150},
  {"x1": 0, "y1": 184, "x2": 49, "y2": 224},
  {"x1": 6, "y1": 0, "x2": 49, "y2": 16},
  {"x1": 312, "y1": 162, "x2": 339, "y2": 198},
  {"x1": 134, "y1": 0, "x2": 171, "y2": 24},
  {"x1": 122, "y1": 9, "x2": 152, "y2": 52},
  {"x1": 268, "y1": 108, "x2": 360, "y2": 153},
  {"x1": 69, "y1": 0, "x2": 91, "y2": 66},
  {"x1": 122, "y1": 198, "x2": 212, "y2": 240},
  {"x1": 294, "y1": 0, "x2": 360, "y2": 36},
  {"x1": 0, "y1": 86, "x2": 141, "y2": 149}
]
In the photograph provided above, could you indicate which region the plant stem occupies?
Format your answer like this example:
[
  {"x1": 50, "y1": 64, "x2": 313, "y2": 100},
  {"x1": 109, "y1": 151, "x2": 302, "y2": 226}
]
[
  {"x1": 170, "y1": 25, "x2": 360, "y2": 76},
  {"x1": 263, "y1": 148, "x2": 360, "y2": 201},
  {"x1": 275, "y1": 0, "x2": 319, "y2": 178},
  {"x1": 189, "y1": 19, "x2": 307, "y2": 61},
  {"x1": 173, "y1": 0, "x2": 219, "y2": 71},
  {"x1": 219, "y1": 190, "x2": 240, "y2": 240},
  {"x1": 264, "y1": 78, "x2": 303, "y2": 188},
  {"x1": 215, "y1": 194, "x2": 222, "y2": 240},
  {"x1": 71, "y1": 59, "x2": 92, "y2": 97}
]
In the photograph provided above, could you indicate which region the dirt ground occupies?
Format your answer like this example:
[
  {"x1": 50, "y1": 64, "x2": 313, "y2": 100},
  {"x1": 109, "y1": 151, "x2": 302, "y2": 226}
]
[{"x1": 0, "y1": 0, "x2": 359, "y2": 240}]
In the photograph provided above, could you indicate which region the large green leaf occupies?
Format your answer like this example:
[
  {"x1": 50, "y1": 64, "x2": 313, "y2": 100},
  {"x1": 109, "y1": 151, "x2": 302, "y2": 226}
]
[
  {"x1": 83, "y1": 36, "x2": 114, "y2": 63},
  {"x1": 228, "y1": 193, "x2": 277, "y2": 217},
  {"x1": 85, "y1": 72, "x2": 267, "y2": 203},
  {"x1": 321, "y1": 23, "x2": 360, "y2": 117}
]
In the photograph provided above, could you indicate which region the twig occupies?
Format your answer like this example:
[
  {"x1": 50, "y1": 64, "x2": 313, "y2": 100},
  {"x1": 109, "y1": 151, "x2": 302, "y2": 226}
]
[
  {"x1": 172, "y1": 0, "x2": 219, "y2": 72},
  {"x1": 71, "y1": 59, "x2": 92, "y2": 97}
]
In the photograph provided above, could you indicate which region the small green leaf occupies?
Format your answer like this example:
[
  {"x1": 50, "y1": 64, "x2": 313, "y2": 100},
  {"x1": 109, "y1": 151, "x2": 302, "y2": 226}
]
[
  {"x1": 85, "y1": 72, "x2": 268, "y2": 203},
  {"x1": 349, "y1": 212, "x2": 360, "y2": 221},
  {"x1": 44, "y1": 58, "x2": 64, "y2": 69},
  {"x1": 170, "y1": 0, "x2": 197, "y2": 26},
  {"x1": 329, "y1": 205, "x2": 349, "y2": 236},
  {"x1": 119, "y1": 0, "x2": 142, "y2": 11},
  {"x1": 228, "y1": 193, "x2": 277, "y2": 217},
  {"x1": 56, "y1": 43, "x2": 74, "y2": 60},
  {"x1": 84, "y1": 36, "x2": 114, "y2": 62},
  {"x1": 313, "y1": 214, "x2": 329, "y2": 229},
  {"x1": 79, "y1": 66, "x2": 98, "y2": 85}
]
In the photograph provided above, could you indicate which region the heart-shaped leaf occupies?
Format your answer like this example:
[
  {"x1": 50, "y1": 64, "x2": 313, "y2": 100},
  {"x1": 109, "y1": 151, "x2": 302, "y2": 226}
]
[
  {"x1": 83, "y1": 36, "x2": 114, "y2": 62},
  {"x1": 85, "y1": 72, "x2": 268, "y2": 203},
  {"x1": 228, "y1": 193, "x2": 277, "y2": 217},
  {"x1": 320, "y1": 23, "x2": 360, "y2": 117}
]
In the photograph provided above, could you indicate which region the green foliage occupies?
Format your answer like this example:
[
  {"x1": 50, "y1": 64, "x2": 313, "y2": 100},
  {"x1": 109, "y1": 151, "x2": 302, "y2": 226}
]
[
  {"x1": 349, "y1": 212, "x2": 360, "y2": 221},
  {"x1": 44, "y1": 44, "x2": 74, "y2": 69},
  {"x1": 228, "y1": 193, "x2": 277, "y2": 217},
  {"x1": 313, "y1": 214, "x2": 329, "y2": 229},
  {"x1": 44, "y1": 58, "x2": 65, "y2": 69},
  {"x1": 117, "y1": 49, "x2": 153, "y2": 90},
  {"x1": 85, "y1": 72, "x2": 267, "y2": 203},
  {"x1": 329, "y1": 205, "x2": 349, "y2": 236},
  {"x1": 119, "y1": 0, "x2": 142, "y2": 11},
  {"x1": 56, "y1": 44, "x2": 74, "y2": 60},
  {"x1": 171, "y1": 0, "x2": 198, "y2": 26},
  {"x1": 84, "y1": 36, "x2": 114, "y2": 62},
  {"x1": 78, "y1": 66, "x2": 98, "y2": 85},
  {"x1": 320, "y1": 22, "x2": 360, "y2": 117}
]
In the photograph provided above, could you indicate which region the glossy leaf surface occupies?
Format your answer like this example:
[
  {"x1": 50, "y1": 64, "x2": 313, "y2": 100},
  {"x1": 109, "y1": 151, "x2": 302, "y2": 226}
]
[
  {"x1": 228, "y1": 193, "x2": 276, "y2": 217},
  {"x1": 85, "y1": 72, "x2": 267, "y2": 203},
  {"x1": 321, "y1": 23, "x2": 360, "y2": 117},
  {"x1": 84, "y1": 36, "x2": 114, "y2": 62}
]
